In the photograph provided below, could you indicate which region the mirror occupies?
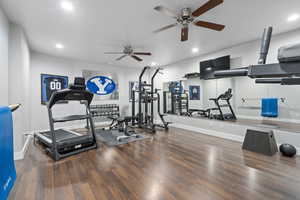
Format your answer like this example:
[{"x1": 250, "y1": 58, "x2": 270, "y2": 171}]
[{"x1": 163, "y1": 77, "x2": 236, "y2": 120}]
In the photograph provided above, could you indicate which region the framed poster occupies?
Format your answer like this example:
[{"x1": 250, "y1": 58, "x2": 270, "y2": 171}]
[
  {"x1": 189, "y1": 85, "x2": 200, "y2": 100},
  {"x1": 41, "y1": 74, "x2": 69, "y2": 105}
]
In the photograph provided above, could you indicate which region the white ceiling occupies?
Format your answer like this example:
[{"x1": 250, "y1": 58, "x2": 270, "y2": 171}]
[{"x1": 1, "y1": 0, "x2": 300, "y2": 68}]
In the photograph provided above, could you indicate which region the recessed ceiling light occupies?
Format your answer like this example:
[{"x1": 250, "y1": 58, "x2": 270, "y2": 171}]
[
  {"x1": 55, "y1": 43, "x2": 64, "y2": 49},
  {"x1": 192, "y1": 48, "x2": 199, "y2": 53},
  {"x1": 287, "y1": 14, "x2": 299, "y2": 22},
  {"x1": 61, "y1": 1, "x2": 74, "y2": 12}
]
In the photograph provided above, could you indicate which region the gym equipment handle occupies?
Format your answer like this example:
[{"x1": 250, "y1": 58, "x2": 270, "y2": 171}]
[
  {"x1": 255, "y1": 78, "x2": 282, "y2": 84},
  {"x1": 214, "y1": 69, "x2": 249, "y2": 77},
  {"x1": 258, "y1": 27, "x2": 273, "y2": 64}
]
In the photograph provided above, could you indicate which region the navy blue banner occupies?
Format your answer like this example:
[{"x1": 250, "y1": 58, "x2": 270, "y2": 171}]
[
  {"x1": 189, "y1": 85, "x2": 200, "y2": 100},
  {"x1": 41, "y1": 74, "x2": 68, "y2": 105}
]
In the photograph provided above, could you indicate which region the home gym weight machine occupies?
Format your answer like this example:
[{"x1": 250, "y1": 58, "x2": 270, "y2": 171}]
[
  {"x1": 107, "y1": 116, "x2": 142, "y2": 142},
  {"x1": 163, "y1": 81, "x2": 189, "y2": 115},
  {"x1": 152, "y1": 70, "x2": 171, "y2": 130},
  {"x1": 90, "y1": 103, "x2": 148, "y2": 146},
  {"x1": 131, "y1": 66, "x2": 170, "y2": 133}
]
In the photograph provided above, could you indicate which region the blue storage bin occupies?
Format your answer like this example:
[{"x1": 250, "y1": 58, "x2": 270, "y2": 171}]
[{"x1": 261, "y1": 98, "x2": 278, "y2": 117}]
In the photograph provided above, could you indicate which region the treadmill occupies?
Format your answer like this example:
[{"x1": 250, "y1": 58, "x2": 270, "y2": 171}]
[
  {"x1": 34, "y1": 77, "x2": 97, "y2": 161},
  {"x1": 209, "y1": 89, "x2": 237, "y2": 121}
]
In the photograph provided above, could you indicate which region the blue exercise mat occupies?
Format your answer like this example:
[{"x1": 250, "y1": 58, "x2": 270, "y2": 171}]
[
  {"x1": 0, "y1": 106, "x2": 16, "y2": 200},
  {"x1": 261, "y1": 98, "x2": 278, "y2": 117}
]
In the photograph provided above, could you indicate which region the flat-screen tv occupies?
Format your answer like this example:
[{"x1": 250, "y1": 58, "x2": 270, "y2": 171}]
[{"x1": 200, "y1": 55, "x2": 230, "y2": 80}]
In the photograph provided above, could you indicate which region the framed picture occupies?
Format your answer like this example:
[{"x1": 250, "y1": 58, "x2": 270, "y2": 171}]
[
  {"x1": 41, "y1": 74, "x2": 69, "y2": 105},
  {"x1": 189, "y1": 85, "x2": 200, "y2": 100}
]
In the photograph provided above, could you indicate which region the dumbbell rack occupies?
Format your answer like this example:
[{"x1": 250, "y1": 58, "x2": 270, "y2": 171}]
[{"x1": 90, "y1": 104, "x2": 120, "y2": 123}]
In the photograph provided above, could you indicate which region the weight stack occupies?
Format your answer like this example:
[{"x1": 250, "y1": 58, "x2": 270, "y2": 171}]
[{"x1": 242, "y1": 129, "x2": 278, "y2": 156}]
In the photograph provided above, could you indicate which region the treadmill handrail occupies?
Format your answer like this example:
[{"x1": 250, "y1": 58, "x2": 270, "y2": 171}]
[
  {"x1": 52, "y1": 114, "x2": 90, "y2": 123},
  {"x1": 47, "y1": 88, "x2": 94, "y2": 109}
]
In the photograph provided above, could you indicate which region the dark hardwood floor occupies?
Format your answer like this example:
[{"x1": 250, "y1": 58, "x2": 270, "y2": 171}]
[{"x1": 9, "y1": 127, "x2": 300, "y2": 200}]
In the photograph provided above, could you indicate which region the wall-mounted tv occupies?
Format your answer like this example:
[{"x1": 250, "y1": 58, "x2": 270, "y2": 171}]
[{"x1": 200, "y1": 55, "x2": 230, "y2": 80}]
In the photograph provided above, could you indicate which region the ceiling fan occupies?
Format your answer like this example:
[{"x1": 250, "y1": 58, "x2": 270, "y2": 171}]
[
  {"x1": 153, "y1": 0, "x2": 225, "y2": 42},
  {"x1": 104, "y1": 46, "x2": 152, "y2": 62}
]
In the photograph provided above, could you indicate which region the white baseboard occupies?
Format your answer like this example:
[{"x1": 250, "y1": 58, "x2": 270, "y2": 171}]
[
  {"x1": 237, "y1": 114, "x2": 300, "y2": 124},
  {"x1": 14, "y1": 135, "x2": 32, "y2": 160}
]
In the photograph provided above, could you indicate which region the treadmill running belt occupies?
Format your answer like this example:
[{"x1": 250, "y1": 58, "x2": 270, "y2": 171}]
[{"x1": 41, "y1": 129, "x2": 79, "y2": 141}]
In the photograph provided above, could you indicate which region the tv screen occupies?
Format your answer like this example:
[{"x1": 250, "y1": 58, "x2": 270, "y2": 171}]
[{"x1": 200, "y1": 55, "x2": 230, "y2": 80}]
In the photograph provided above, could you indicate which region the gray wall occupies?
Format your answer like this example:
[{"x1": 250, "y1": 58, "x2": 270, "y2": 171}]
[
  {"x1": 30, "y1": 52, "x2": 141, "y2": 131},
  {"x1": 0, "y1": 8, "x2": 9, "y2": 105},
  {"x1": 0, "y1": 8, "x2": 31, "y2": 153},
  {"x1": 8, "y1": 23, "x2": 31, "y2": 152}
]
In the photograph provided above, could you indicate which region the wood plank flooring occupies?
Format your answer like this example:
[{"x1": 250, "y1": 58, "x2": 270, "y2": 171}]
[{"x1": 9, "y1": 128, "x2": 300, "y2": 200}]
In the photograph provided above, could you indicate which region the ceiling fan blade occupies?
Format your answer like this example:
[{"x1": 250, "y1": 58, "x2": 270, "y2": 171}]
[
  {"x1": 194, "y1": 20, "x2": 225, "y2": 31},
  {"x1": 116, "y1": 55, "x2": 127, "y2": 61},
  {"x1": 131, "y1": 55, "x2": 143, "y2": 62},
  {"x1": 133, "y1": 52, "x2": 152, "y2": 56},
  {"x1": 104, "y1": 52, "x2": 124, "y2": 54},
  {"x1": 154, "y1": 6, "x2": 178, "y2": 19},
  {"x1": 153, "y1": 23, "x2": 178, "y2": 33},
  {"x1": 192, "y1": 0, "x2": 223, "y2": 17},
  {"x1": 181, "y1": 26, "x2": 189, "y2": 42}
]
